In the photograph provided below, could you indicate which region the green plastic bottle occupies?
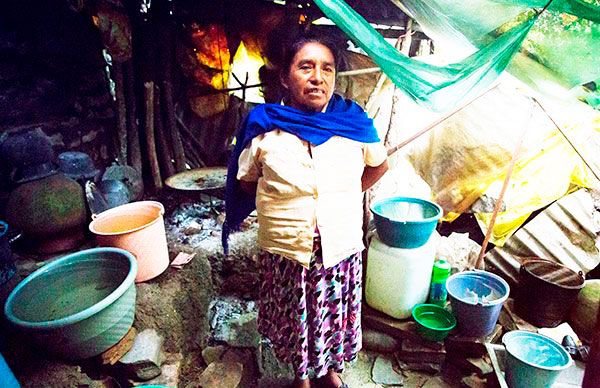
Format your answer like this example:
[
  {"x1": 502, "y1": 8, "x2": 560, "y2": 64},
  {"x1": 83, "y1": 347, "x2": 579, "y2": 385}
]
[{"x1": 428, "y1": 260, "x2": 451, "y2": 306}]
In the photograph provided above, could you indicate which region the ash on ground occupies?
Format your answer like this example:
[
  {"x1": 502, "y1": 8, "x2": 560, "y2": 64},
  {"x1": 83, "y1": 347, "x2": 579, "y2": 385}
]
[{"x1": 165, "y1": 200, "x2": 261, "y2": 299}]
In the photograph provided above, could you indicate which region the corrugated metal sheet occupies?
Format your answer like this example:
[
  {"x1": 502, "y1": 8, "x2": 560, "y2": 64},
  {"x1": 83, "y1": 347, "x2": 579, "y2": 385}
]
[{"x1": 485, "y1": 189, "x2": 600, "y2": 287}]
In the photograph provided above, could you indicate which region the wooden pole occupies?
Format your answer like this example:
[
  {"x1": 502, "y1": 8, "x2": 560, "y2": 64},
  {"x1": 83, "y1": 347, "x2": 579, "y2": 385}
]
[
  {"x1": 532, "y1": 97, "x2": 600, "y2": 183},
  {"x1": 475, "y1": 103, "x2": 534, "y2": 269},
  {"x1": 157, "y1": 21, "x2": 186, "y2": 172},
  {"x1": 153, "y1": 84, "x2": 176, "y2": 178},
  {"x1": 124, "y1": 60, "x2": 142, "y2": 173},
  {"x1": 112, "y1": 62, "x2": 128, "y2": 164},
  {"x1": 143, "y1": 82, "x2": 162, "y2": 189}
]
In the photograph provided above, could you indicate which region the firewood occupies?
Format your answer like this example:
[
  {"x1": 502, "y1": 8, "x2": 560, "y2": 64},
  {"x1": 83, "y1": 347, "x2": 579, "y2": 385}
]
[
  {"x1": 124, "y1": 60, "x2": 142, "y2": 173},
  {"x1": 143, "y1": 82, "x2": 162, "y2": 189},
  {"x1": 112, "y1": 62, "x2": 128, "y2": 164},
  {"x1": 153, "y1": 84, "x2": 176, "y2": 178}
]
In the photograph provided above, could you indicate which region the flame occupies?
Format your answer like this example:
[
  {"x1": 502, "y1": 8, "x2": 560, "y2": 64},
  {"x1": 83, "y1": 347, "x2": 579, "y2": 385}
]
[{"x1": 189, "y1": 23, "x2": 230, "y2": 89}]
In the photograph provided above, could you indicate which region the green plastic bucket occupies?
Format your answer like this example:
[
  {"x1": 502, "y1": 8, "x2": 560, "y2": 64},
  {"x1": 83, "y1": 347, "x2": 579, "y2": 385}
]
[
  {"x1": 4, "y1": 248, "x2": 137, "y2": 359},
  {"x1": 503, "y1": 331, "x2": 572, "y2": 388}
]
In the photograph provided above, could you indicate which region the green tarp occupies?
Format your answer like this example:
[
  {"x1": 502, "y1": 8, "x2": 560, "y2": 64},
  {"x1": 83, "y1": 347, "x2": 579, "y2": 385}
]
[{"x1": 313, "y1": 0, "x2": 600, "y2": 111}]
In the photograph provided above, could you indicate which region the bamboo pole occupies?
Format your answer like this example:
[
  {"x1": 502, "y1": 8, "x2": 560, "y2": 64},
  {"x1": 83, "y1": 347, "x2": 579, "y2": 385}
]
[
  {"x1": 532, "y1": 97, "x2": 600, "y2": 183},
  {"x1": 387, "y1": 84, "x2": 499, "y2": 157},
  {"x1": 143, "y1": 82, "x2": 162, "y2": 189},
  {"x1": 475, "y1": 102, "x2": 534, "y2": 269}
]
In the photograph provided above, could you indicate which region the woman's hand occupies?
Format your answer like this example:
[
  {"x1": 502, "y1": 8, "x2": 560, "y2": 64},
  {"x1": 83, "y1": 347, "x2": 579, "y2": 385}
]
[{"x1": 361, "y1": 159, "x2": 388, "y2": 191}]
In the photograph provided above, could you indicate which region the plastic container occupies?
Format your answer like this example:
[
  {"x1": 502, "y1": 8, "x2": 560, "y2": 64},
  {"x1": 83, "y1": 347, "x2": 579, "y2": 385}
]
[
  {"x1": 412, "y1": 304, "x2": 456, "y2": 342},
  {"x1": 515, "y1": 259, "x2": 584, "y2": 328},
  {"x1": 89, "y1": 201, "x2": 169, "y2": 283},
  {"x1": 446, "y1": 270, "x2": 510, "y2": 337},
  {"x1": 503, "y1": 331, "x2": 572, "y2": 388},
  {"x1": 4, "y1": 248, "x2": 137, "y2": 359},
  {"x1": 428, "y1": 260, "x2": 451, "y2": 306},
  {"x1": 0, "y1": 352, "x2": 19, "y2": 387},
  {"x1": 370, "y1": 197, "x2": 442, "y2": 249},
  {"x1": 365, "y1": 233, "x2": 437, "y2": 319}
]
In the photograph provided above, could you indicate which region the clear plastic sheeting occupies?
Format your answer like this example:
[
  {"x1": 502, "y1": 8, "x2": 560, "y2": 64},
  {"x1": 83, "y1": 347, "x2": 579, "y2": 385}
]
[{"x1": 313, "y1": 0, "x2": 537, "y2": 112}]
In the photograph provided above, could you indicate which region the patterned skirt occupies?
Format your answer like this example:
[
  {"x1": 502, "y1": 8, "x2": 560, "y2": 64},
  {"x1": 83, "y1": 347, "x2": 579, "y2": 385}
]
[{"x1": 257, "y1": 240, "x2": 363, "y2": 379}]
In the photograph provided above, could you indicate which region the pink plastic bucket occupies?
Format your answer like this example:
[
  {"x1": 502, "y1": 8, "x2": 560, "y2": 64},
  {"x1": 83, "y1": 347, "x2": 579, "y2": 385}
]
[{"x1": 89, "y1": 201, "x2": 169, "y2": 282}]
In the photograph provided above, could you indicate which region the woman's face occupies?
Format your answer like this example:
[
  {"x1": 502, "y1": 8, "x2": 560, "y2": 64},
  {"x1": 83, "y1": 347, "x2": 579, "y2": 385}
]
[{"x1": 282, "y1": 42, "x2": 336, "y2": 112}]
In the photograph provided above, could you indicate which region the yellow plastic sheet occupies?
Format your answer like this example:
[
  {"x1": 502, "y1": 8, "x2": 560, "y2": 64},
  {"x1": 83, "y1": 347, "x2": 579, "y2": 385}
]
[{"x1": 475, "y1": 119, "x2": 599, "y2": 245}]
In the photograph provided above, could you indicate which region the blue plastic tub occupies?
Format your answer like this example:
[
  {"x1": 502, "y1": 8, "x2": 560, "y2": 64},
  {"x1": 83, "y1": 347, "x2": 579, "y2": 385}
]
[
  {"x1": 4, "y1": 248, "x2": 137, "y2": 359},
  {"x1": 446, "y1": 270, "x2": 509, "y2": 337},
  {"x1": 371, "y1": 197, "x2": 442, "y2": 248},
  {"x1": 503, "y1": 331, "x2": 572, "y2": 388}
]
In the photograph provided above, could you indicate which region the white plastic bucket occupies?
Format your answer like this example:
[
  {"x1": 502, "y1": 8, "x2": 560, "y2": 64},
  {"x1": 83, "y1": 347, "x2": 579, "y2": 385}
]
[{"x1": 365, "y1": 232, "x2": 437, "y2": 319}]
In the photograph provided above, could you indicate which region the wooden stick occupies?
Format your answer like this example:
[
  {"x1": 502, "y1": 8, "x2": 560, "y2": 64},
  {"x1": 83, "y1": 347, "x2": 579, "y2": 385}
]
[
  {"x1": 153, "y1": 84, "x2": 176, "y2": 178},
  {"x1": 385, "y1": 23, "x2": 412, "y2": 147},
  {"x1": 337, "y1": 67, "x2": 381, "y2": 77},
  {"x1": 112, "y1": 62, "x2": 128, "y2": 164},
  {"x1": 162, "y1": 81, "x2": 186, "y2": 172},
  {"x1": 475, "y1": 102, "x2": 534, "y2": 269},
  {"x1": 124, "y1": 60, "x2": 142, "y2": 173},
  {"x1": 175, "y1": 112, "x2": 207, "y2": 167},
  {"x1": 143, "y1": 82, "x2": 162, "y2": 189},
  {"x1": 532, "y1": 97, "x2": 600, "y2": 182},
  {"x1": 387, "y1": 84, "x2": 499, "y2": 157}
]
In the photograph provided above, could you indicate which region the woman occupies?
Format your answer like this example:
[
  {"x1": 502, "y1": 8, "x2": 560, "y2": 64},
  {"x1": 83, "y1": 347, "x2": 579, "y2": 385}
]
[{"x1": 224, "y1": 34, "x2": 388, "y2": 388}]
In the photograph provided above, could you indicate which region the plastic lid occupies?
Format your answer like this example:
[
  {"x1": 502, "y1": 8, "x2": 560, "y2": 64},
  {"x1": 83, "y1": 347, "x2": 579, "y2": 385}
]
[{"x1": 431, "y1": 260, "x2": 451, "y2": 282}]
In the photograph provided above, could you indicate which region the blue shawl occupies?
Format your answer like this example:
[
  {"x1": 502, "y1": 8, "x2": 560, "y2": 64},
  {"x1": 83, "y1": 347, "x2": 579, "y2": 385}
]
[{"x1": 222, "y1": 94, "x2": 380, "y2": 254}]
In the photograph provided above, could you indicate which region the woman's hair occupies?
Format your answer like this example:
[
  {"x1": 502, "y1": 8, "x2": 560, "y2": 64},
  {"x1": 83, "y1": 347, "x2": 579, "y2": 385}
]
[
  {"x1": 259, "y1": 31, "x2": 341, "y2": 103},
  {"x1": 281, "y1": 33, "x2": 340, "y2": 75}
]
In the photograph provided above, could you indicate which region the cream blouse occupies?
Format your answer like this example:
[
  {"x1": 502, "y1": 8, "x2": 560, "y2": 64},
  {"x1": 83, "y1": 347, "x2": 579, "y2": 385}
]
[{"x1": 237, "y1": 129, "x2": 387, "y2": 268}]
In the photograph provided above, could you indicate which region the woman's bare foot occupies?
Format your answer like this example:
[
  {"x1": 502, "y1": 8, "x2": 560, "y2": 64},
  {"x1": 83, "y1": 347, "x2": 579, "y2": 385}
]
[
  {"x1": 291, "y1": 376, "x2": 311, "y2": 388},
  {"x1": 316, "y1": 370, "x2": 344, "y2": 388}
]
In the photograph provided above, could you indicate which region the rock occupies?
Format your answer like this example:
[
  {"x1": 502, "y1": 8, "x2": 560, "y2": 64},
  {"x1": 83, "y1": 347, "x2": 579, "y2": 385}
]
[
  {"x1": 256, "y1": 340, "x2": 294, "y2": 388},
  {"x1": 448, "y1": 356, "x2": 493, "y2": 377},
  {"x1": 397, "y1": 360, "x2": 441, "y2": 375},
  {"x1": 118, "y1": 329, "x2": 164, "y2": 381},
  {"x1": 184, "y1": 221, "x2": 203, "y2": 235},
  {"x1": 371, "y1": 355, "x2": 404, "y2": 386},
  {"x1": 421, "y1": 376, "x2": 455, "y2": 388},
  {"x1": 226, "y1": 312, "x2": 260, "y2": 348},
  {"x1": 460, "y1": 374, "x2": 487, "y2": 388},
  {"x1": 197, "y1": 360, "x2": 243, "y2": 388},
  {"x1": 362, "y1": 328, "x2": 401, "y2": 353},
  {"x1": 222, "y1": 348, "x2": 259, "y2": 388},
  {"x1": 137, "y1": 352, "x2": 183, "y2": 387},
  {"x1": 202, "y1": 345, "x2": 228, "y2": 365},
  {"x1": 396, "y1": 339, "x2": 446, "y2": 364},
  {"x1": 100, "y1": 327, "x2": 137, "y2": 365}
]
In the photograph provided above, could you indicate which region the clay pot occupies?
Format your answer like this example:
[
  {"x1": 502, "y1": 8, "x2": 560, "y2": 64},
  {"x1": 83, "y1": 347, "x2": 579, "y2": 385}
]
[{"x1": 6, "y1": 173, "x2": 86, "y2": 253}]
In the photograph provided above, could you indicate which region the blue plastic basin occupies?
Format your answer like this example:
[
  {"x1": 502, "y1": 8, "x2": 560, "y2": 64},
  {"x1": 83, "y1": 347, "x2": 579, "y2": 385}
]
[
  {"x1": 4, "y1": 248, "x2": 137, "y2": 359},
  {"x1": 446, "y1": 270, "x2": 509, "y2": 337},
  {"x1": 503, "y1": 331, "x2": 572, "y2": 388},
  {"x1": 371, "y1": 197, "x2": 442, "y2": 248}
]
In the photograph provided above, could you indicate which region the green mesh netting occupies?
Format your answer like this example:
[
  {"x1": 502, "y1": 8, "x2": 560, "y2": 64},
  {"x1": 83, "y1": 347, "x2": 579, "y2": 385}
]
[{"x1": 313, "y1": 0, "x2": 600, "y2": 111}]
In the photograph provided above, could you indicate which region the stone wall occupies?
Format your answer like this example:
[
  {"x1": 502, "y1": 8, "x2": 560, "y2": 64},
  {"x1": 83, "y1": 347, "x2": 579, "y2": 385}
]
[{"x1": 0, "y1": 0, "x2": 115, "y2": 188}]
